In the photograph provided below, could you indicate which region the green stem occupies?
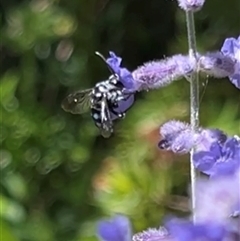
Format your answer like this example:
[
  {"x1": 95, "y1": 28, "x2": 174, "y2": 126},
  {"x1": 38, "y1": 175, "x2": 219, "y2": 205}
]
[{"x1": 185, "y1": 10, "x2": 200, "y2": 222}]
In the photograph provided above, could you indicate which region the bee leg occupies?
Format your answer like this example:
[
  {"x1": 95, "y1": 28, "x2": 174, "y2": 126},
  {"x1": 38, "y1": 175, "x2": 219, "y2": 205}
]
[
  {"x1": 111, "y1": 109, "x2": 126, "y2": 119},
  {"x1": 118, "y1": 113, "x2": 126, "y2": 118}
]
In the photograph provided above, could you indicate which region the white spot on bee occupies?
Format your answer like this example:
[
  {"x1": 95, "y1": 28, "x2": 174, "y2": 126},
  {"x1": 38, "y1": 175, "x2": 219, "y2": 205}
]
[
  {"x1": 109, "y1": 75, "x2": 119, "y2": 83},
  {"x1": 93, "y1": 113, "x2": 99, "y2": 120},
  {"x1": 118, "y1": 113, "x2": 125, "y2": 118},
  {"x1": 95, "y1": 82, "x2": 102, "y2": 87},
  {"x1": 109, "y1": 75, "x2": 114, "y2": 80},
  {"x1": 110, "y1": 92, "x2": 117, "y2": 101},
  {"x1": 99, "y1": 86, "x2": 107, "y2": 92},
  {"x1": 74, "y1": 98, "x2": 78, "y2": 102},
  {"x1": 95, "y1": 92, "x2": 102, "y2": 98}
]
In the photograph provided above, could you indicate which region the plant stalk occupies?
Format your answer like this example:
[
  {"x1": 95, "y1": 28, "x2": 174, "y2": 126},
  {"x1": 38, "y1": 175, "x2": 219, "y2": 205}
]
[{"x1": 185, "y1": 10, "x2": 200, "y2": 222}]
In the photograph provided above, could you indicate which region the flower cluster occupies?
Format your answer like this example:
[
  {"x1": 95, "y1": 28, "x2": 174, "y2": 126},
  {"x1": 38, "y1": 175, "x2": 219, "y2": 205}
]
[
  {"x1": 193, "y1": 136, "x2": 240, "y2": 177},
  {"x1": 96, "y1": 120, "x2": 240, "y2": 239},
  {"x1": 158, "y1": 120, "x2": 227, "y2": 154},
  {"x1": 132, "y1": 54, "x2": 197, "y2": 91},
  {"x1": 111, "y1": 37, "x2": 240, "y2": 95},
  {"x1": 96, "y1": 55, "x2": 240, "y2": 239},
  {"x1": 158, "y1": 120, "x2": 240, "y2": 178},
  {"x1": 95, "y1": 0, "x2": 239, "y2": 239},
  {"x1": 96, "y1": 50, "x2": 240, "y2": 241},
  {"x1": 105, "y1": 34, "x2": 239, "y2": 121},
  {"x1": 97, "y1": 169, "x2": 240, "y2": 241}
]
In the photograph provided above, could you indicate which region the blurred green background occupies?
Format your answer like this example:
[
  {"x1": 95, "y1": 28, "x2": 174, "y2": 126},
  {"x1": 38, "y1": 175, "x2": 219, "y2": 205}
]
[{"x1": 0, "y1": 0, "x2": 239, "y2": 240}]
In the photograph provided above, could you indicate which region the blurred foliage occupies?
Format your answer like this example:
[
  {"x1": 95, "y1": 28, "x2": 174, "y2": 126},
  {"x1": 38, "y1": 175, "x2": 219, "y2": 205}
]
[{"x1": 0, "y1": 0, "x2": 239, "y2": 240}]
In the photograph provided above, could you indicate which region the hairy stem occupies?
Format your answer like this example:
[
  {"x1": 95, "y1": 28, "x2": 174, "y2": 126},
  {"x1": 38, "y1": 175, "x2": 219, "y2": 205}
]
[{"x1": 186, "y1": 10, "x2": 199, "y2": 222}]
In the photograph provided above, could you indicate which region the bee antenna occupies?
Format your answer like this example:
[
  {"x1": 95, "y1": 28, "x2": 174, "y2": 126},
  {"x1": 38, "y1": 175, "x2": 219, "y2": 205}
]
[
  {"x1": 95, "y1": 51, "x2": 107, "y2": 62},
  {"x1": 95, "y1": 51, "x2": 115, "y2": 75}
]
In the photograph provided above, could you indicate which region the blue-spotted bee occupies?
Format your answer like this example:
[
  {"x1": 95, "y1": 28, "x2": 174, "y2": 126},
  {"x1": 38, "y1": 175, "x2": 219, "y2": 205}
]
[{"x1": 61, "y1": 52, "x2": 134, "y2": 138}]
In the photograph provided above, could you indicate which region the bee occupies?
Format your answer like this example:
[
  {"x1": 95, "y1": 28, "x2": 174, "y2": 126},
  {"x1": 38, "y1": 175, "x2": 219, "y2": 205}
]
[{"x1": 61, "y1": 52, "x2": 134, "y2": 138}]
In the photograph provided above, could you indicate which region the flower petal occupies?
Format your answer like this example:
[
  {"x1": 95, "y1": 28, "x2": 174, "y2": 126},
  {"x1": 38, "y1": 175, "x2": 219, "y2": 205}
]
[
  {"x1": 106, "y1": 52, "x2": 136, "y2": 90},
  {"x1": 165, "y1": 219, "x2": 228, "y2": 241},
  {"x1": 193, "y1": 151, "x2": 216, "y2": 173},
  {"x1": 97, "y1": 215, "x2": 132, "y2": 241},
  {"x1": 221, "y1": 36, "x2": 240, "y2": 89},
  {"x1": 221, "y1": 37, "x2": 240, "y2": 56}
]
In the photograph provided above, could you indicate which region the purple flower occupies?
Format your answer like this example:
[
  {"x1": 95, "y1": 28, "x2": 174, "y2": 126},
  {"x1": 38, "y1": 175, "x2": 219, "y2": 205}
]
[
  {"x1": 106, "y1": 52, "x2": 137, "y2": 91},
  {"x1": 198, "y1": 52, "x2": 236, "y2": 79},
  {"x1": 221, "y1": 36, "x2": 240, "y2": 89},
  {"x1": 132, "y1": 227, "x2": 174, "y2": 241},
  {"x1": 158, "y1": 120, "x2": 195, "y2": 154},
  {"x1": 195, "y1": 128, "x2": 227, "y2": 152},
  {"x1": 158, "y1": 120, "x2": 226, "y2": 155},
  {"x1": 193, "y1": 137, "x2": 240, "y2": 177},
  {"x1": 165, "y1": 219, "x2": 229, "y2": 241},
  {"x1": 97, "y1": 215, "x2": 132, "y2": 241},
  {"x1": 105, "y1": 52, "x2": 136, "y2": 121},
  {"x1": 132, "y1": 55, "x2": 197, "y2": 91},
  {"x1": 176, "y1": 0, "x2": 205, "y2": 12},
  {"x1": 164, "y1": 170, "x2": 240, "y2": 239},
  {"x1": 194, "y1": 171, "x2": 240, "y2": 234}
]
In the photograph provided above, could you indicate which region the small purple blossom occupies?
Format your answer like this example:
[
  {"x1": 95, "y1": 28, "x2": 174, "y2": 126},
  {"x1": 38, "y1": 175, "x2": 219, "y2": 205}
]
[
  {"x1": 159, "y1": 120, "x2": 190, "y2": 137},
  {"x1": 193, "y1": 136, "x2": 240, "y2": 177},
  {"x1": 105, "y1": 52, "x2": 135, "y2": 121},
  {"x1": 158, "y1": 120, "x2": 195, "y2": 154},
  {"x1": 195, "y1": 128, "x2": 227, "y2": 152},
  {"x1": 132, "y1": 227, "x2": 174, "y2": 241},
  {"x1": 221, "y1": 36, "x2": 240, "y2": 89},
  {"x1": 165, "y1": 219, "x2": 229, "y2": 241},
  {"x1": 158, "y1": 120, "x2": 226, "y2": 155},
  {"x1": 198, "y1": 52, "x2": 236, "y2": 78},
  {"x1": 176, "y1": 0, "x2": 205, "y2": 12},
  {"x1": 198, "y1": 36, "x2": 240, "y2": 89},
  {"x1": 106, "y1": 52, "x2": 137, "y2": 91},
  {"x1": 97, "y1": 215, "x2": 132, "y2": 241},
  {"x1": 132, "y1": 55, "x2": 197, "y2": 91}
]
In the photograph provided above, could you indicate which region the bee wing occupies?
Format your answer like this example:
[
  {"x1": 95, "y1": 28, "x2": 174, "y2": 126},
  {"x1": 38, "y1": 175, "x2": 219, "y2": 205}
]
[
  {"x1": 61, "y1": 89, "x2": 92, "y2": 114},
  {"x1": 100, "y1": 98, "x2": 113, "y2": 138}
]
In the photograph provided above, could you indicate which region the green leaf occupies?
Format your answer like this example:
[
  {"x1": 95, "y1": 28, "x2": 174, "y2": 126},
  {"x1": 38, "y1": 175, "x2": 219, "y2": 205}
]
[
  {"x1": 0, "y1": 194, "x2": 26, "y2": 223},
  {"x1": 0, "y1": 218, "x2": 20, "y2": 241},
  {"x1": 0, "y1": 71, "x2": 19, "y2": 102},
  {"x1": 2, "y1": 173, "x2": 28, "y2": 201}
]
